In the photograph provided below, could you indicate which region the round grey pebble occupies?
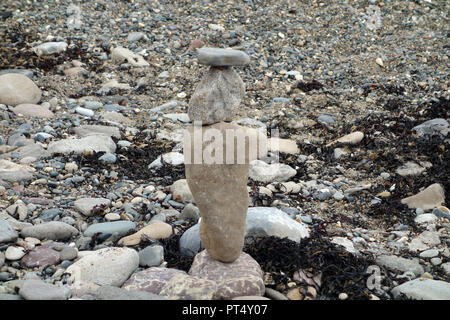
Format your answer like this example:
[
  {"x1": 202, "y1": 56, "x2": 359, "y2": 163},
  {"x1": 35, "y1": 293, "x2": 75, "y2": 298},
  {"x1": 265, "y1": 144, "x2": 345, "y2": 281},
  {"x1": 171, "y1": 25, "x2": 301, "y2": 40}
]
[
  {"x1": 98, "y1": 153, "x2": 117, "y2": 164},
  {"x1": 60, "y1": 260, "x2": 73, "y2": 269},
  {"x1": 59, "y1": 247, "x2": 78, "y2": 261},
  {"x1": 138, "y1": 245, "x2": 164, "y2": 267},
  {"x1": 0, "y1": 272, "x2": 12, "y2": 281},
  {"x1": 333, "y1": 191, "x2": 345, "y2": 201},
  {"x1": 430, "y1": 257, "x2": 442, "y2": 266},
  {"x1": 180, "y1": 203, "x2": 200, "y2": 222}
]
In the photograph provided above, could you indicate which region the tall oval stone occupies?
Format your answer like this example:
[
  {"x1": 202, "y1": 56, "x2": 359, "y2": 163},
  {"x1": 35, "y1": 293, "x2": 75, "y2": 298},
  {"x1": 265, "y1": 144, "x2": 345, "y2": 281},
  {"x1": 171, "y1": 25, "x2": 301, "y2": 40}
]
[
  {"x1": 0, "y1": 74, "x2": 42, "y2": 106},
  {"x1": 184, "y1": 123, "x2": 255, "y2": 262}
]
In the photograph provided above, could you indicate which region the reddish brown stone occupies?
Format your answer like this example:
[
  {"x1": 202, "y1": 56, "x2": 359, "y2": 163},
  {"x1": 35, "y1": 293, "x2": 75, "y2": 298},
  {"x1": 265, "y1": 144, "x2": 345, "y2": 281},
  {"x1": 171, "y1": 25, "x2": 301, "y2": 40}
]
[
  {"x1": 189, "y1": 250, "x2": 265, "y2": 299},
  {"x1": 20, "y1": 241, "x2": 69, "y2": 268},
  {"x1": 121, "y1": 267, "x2": 186, "y2": 295}
]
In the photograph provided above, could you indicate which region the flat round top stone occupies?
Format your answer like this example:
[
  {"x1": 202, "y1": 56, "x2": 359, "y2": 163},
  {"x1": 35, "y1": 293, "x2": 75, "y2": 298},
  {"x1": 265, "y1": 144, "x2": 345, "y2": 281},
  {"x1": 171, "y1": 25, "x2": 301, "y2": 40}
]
[{"x1": 197, "y1": 47, "x2": 250, "y2": 67}]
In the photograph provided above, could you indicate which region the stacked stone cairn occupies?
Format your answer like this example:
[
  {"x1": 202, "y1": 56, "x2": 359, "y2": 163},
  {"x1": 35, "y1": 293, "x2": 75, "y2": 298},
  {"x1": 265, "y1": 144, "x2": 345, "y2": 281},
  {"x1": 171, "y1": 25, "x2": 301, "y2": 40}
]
[{"x1": 184, "y1": 48, "x2": 265, "y2": 263}]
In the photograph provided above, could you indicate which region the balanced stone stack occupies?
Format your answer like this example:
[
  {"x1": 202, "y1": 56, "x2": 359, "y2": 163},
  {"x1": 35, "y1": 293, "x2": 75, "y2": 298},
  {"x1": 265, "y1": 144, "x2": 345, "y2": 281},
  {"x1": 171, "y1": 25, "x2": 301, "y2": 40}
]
[{"x1": 185, "y1": 48, "x2": 263, "y2": 263}]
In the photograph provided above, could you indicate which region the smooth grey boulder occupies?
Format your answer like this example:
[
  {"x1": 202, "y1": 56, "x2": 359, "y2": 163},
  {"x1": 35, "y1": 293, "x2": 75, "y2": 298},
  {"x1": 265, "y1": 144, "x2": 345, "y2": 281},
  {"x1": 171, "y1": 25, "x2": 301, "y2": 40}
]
[
  {"x1": 19, "y1": 280, "x2": 70, "y2": 300},
  {"x1": 391, "y1": 278, "x2": 450, "y2": 300},
  {"x1": 20, "y1": 221, "x2": 78, "y2": 240},
  {"x1": 197, "y1": 47, "x2": 250, "y2": 67},
  {"x1": 83, "y1": 221, "x2": 136, "y2": 237},
  {"x1": 375, "y1": 255, "x2": 424, "y2": 277}
]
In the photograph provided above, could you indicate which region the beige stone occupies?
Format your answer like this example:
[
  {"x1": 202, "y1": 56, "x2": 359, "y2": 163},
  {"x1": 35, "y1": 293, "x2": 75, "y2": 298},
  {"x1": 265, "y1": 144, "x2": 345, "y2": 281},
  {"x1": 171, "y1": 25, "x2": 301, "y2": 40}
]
[
  {"x1": 401, "y1": 183, "x2": 445, "y2": 210},
  {"x1": 184, "y1": 122, "x2": 264, "y2": 262},
  {"x1": 0, "y1": 73, "x2": 42, "y2": 106},
  {"x1": 286, "y1": 288, "x2": 303, "y2": 300},
  {"x1": 118, "y1": 221, "x2": 173, "y2": 246},
  {"x1": 64, "y1": 67, "x2": 88, "y2": 77},
  {"x1": 12, "y1": 104, "x2": 54, "y2": 119},
  {"x1": 327, "y1": 131, "x2": 364, "y2": 147},
  {"x1": 267, "y1": 137, "x2": 299, "y2": 154}
]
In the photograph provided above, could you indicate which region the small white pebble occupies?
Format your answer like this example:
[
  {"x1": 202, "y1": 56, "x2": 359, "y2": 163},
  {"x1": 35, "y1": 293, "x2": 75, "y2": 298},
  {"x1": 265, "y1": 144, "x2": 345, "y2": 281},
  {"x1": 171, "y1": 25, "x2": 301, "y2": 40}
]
[{"x1": 338, "y1": 293, "x2": 348, "y2": 300}]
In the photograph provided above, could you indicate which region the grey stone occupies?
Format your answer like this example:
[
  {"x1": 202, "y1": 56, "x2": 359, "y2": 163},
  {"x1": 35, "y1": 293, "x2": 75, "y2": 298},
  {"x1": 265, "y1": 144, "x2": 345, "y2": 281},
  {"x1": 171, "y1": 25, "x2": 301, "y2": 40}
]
[
  {"x1": 74, "y1": 197, "x2": 111, "y2": 216},
  {"x1": 391, "y1": 279, "x2": 450, "y2": 300},
  {"x1": 59, "y1": 247, "x2": 78, "y2": 261},
  {"x1": 0, "y1": 218, "x2": 18, "y2": 243},
  {"x1": 84, "y1": 221, "x2": 136, "y2": 237},
  {"x1": 432, "y1": 207, "x2": 450, "y2": 219},
  {"x1": 127, "y1": 32, "x2": 148, "y2": 42},
  {"x1": 279, "y1": 207, "x2": 299, "y2": 219},
  {"x1": 73, "y1": 125, "x2": 121, "y2": 139},
  {"x1": 419, "y1": 249, "x2": 439, "y2": 258},
  {"x1": 82, "y1": 101, "x2": 103, "y2": 110},
  {"x1": 412, "y1": 118, "x2": 449, "y2": 137},
  {"x1": 375, "y1": 255, "x2": 424, "y2": 276},
  {"x1": 19, "y1": 280, "x2": 70, "y2": 300},
  {"x1": 264, "y1": 287, "x2": 288, "y2": 300},
  {"x1": 98, "y1": 153, "x2": 117, "y2": 164},
  {"x1": 331, "y1": 237, "x2": 359, "y2": 254},
  {"x1": 75, "y1": 106, "x2": 94, "y2": 117},
  {"x1": 163, "y1": 113, "x2": 190, "y2": 123},
  {"x1": 148, "y1": 152, "x2": 184, "y2": 168},
  {"x1": 333, "y1": 191, "x2": 345, "y2": 201},
  {"x1": 197, "y1": 47, "x2": 250, "y2": 67},
  {"x1": 34, "y1": 132, "x2": 53, "y2": 142},
  {"x1": 138, "y1": 245, "x2": 164, "y2": 267},
  {"x1": 431, "y1": 257, "x2": 442, "y2": 266},
  {"x1": 249, "y1": 160, "x2": 297, "y2": 183},
  {"x1": 40, "y1": 208, "x2": 61, "y2": 221},
  {"x1": 48, "y1": 135, "x2": 116, "y2": 154},
  {"x1": 441, "y1": 262, "x2": 450, "y2": 276},
  {"x1": 0, "y1": 294, "x2": 23, "y2": 300},
  {"x1": 32, "y1": 42, "x2": 68, "y2": 56},
  {"x1": 396, "y1": 161, "x2": 426, "y2": 177},
  {"x1": 20, "y1": 221, "x2": 78, "y2": 240},
  {"x1": 414, "y1": 213, "x2": 438, "y2": 224},
  {"x1": 0, "y1": 69, "x2": 33, "y2": 78},
  {"x1": 180, "y1": 203, "x2": 200, "y2": 222},
  {"x1": 9, "y1": 143, "x2": 51, "y2": 161},
  {"x1": 179, "y1": 223, "x2": 204, "y2": 257},
  {"x1": 408, "y1": 231, "x2": 441, "y2": 252},
  {"x1": 317, "y1": 114, "x2": 335, "y2": 125}
]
